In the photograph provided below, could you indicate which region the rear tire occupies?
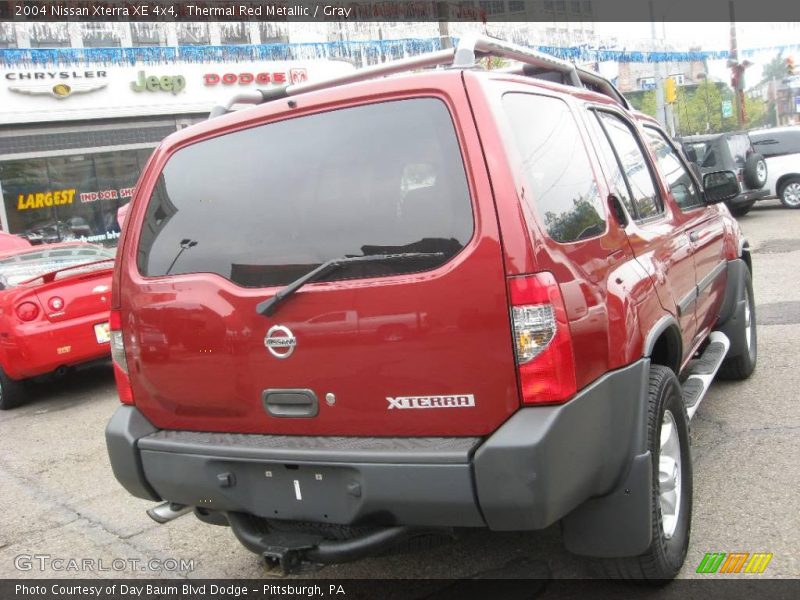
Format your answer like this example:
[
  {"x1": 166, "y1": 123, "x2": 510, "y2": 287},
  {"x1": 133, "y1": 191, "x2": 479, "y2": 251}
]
[
  {"x1": 743, "y1": 153, "x2": 767, "y2": 189},
  {"x1": 778, "y1": 177, "x2": 800, "y2": 208},
  {"x1": 718, "y1": 268, "x2": 757, "y2": 380},
  {"x1": 0, "y1": 366, "x2": 27, "y2": 410},
  {"x1": 603, "y1": 366, "x2": 692, "y2": 583}
]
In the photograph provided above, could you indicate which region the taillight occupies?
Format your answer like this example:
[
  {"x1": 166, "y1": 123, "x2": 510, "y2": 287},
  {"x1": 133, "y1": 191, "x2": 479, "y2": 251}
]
[
  {"x1": 509, "y1": 273, "x2": 577, "y2": 405},
  {"x1": 110, "y1": 309, "x2": 134, "y2": 405},
  {"x1": 16, "y1": 301, "x2": 40, "y2": 322}
]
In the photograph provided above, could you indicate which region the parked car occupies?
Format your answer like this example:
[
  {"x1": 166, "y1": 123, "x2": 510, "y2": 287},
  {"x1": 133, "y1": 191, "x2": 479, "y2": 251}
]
[
  {"x1": 0, "y1": 231, "x2": 31, "y2": 252},
  {"x1": 678, "y1": 131, "x2": 769, "y2": 216},
  {"x1": 105, "y1": 36, "x2": 756, "y2": 582},
  {"x1": 0, "y1": 242, "x2": 115, "y2": 409},
  {"x1": 21, "y1": 220, "x2": 76, "y2": 245},
  {"x1": 749, "y1": 126, "x2": 800, "y2": 208}
]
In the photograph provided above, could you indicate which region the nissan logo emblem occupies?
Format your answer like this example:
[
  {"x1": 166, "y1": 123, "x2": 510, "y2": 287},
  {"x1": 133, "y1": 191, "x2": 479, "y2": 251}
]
[{"x1": 264, "y1": 325, "x2": 296, "y2": 359}]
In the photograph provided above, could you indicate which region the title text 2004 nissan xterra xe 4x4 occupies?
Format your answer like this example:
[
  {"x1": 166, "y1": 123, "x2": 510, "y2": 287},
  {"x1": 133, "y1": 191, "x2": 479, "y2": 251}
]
[{"x1": 106, "y1": 36, "x2": 757, "y2": 581}]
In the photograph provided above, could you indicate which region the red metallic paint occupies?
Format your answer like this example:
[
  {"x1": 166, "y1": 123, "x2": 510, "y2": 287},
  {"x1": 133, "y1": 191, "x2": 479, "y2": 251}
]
[
  {"x1": 117, "y1": 72, "x2": 520, "y2": 437},
  {"x1": 113, "y1": 68, "x2": 740, "y2": 436},
  {"x1": 0, "y1": 247, "x2": 112, "y2": 381}
]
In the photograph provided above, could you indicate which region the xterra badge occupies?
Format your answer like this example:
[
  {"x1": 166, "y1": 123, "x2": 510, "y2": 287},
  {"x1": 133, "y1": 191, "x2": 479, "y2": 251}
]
[{"x1": 387, "y1": 394, "x2": 475, "y2": 410}]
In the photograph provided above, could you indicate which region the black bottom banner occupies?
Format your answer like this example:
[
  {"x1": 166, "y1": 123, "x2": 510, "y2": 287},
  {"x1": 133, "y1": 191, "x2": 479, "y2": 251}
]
[{"x1": 3, "y1": 579, "x2": 800, "y2": 600}]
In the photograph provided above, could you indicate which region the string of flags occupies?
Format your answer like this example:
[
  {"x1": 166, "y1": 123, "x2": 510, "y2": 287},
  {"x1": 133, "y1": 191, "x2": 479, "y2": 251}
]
[{"x1": 2, "y1": 37, "x2": 800, "y2": 68}]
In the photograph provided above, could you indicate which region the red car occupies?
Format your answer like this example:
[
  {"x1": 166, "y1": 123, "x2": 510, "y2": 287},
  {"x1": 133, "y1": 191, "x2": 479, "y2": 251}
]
[
  {"x1": 0, "y1": 231, "x2": 31, "y2": 252},
  {"x1": 0, "y1": 242, "x2": 115, "y2": 409}
]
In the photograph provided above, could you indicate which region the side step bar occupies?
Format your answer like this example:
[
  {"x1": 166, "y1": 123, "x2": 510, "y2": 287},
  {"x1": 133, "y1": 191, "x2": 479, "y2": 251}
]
[{"x1": 682, "y1": 331, "x2": 731, "y2": 420}]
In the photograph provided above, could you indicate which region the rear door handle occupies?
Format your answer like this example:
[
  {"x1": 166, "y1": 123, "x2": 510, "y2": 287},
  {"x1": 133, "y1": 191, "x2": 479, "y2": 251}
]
[
  {"x1": 263, "y1": 389, "x2": 319, "y2": 418},
  {"x1": 689, "y1": 231, "x2": 700, "y2": 243}
]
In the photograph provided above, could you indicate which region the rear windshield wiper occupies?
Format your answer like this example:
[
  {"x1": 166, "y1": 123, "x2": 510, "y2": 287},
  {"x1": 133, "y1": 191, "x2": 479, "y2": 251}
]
[{"x1": 256, "y1": 252, "x2": 444, "y2": 317}]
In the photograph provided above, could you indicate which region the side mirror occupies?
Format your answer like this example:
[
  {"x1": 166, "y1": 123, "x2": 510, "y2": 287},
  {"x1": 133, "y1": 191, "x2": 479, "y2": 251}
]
[{"x1": 702, "y1": 170, "x2": 739, "y2": 205}]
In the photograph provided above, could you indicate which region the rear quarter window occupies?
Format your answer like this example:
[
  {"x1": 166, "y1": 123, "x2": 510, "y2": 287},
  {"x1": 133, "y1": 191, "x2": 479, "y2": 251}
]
[
  {"x1": 137, "y1": 98, "x2": 474, "y2": 287},
  {"x1": 502, "y1": 93, "x2": 606, "y2": 243}
]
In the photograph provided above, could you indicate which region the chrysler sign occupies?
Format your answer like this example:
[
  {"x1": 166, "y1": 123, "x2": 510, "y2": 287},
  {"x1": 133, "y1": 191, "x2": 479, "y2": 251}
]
[{"x1": 5, "y1": 70, "x2": 108, "y2": 99}]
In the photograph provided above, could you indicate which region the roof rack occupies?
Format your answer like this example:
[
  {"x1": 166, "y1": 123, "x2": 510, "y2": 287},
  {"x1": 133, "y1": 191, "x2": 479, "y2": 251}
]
[{"x1": 209, "y1": 35, "x2": 628, "y2": 117}]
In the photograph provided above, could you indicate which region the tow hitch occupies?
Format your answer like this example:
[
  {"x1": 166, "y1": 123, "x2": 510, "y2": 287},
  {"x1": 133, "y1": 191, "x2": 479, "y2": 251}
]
[
  {"x1": 225, "y1": 512, "x2": 453, "y2": 575},
  {"x1": 260, "y1": 532, "x2": 325, "y2": 575}
]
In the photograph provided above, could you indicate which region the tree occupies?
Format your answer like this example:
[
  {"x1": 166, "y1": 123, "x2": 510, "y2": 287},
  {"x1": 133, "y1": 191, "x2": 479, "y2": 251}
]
[
  {"x1": 761, "y1": 52, "x2": 788, "y2": 82},
  {"x1": 744, "y1": 95, "x2": 769, "y2": 128}
]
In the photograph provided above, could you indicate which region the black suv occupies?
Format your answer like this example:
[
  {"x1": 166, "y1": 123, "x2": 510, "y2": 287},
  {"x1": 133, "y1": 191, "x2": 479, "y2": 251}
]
[{"x1": 679, "y1": 132, "x2": 768, "y2": 216}]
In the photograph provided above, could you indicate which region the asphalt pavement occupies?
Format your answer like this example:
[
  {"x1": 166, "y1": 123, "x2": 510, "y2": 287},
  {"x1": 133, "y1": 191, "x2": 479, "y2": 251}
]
[{"x1": 0, "y1": 199, "x2": 798, "y2": 583}]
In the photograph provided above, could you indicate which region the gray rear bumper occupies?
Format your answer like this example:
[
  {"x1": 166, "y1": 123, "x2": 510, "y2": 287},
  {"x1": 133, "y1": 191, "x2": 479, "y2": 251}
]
[{"x1": 106, "y1": 359, "x2": 649, "y2": 533}]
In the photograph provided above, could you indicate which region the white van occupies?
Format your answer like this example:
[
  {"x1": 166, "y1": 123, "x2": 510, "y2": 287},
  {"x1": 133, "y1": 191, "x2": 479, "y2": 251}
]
[{"x1": 750, "y1": 127, "x2": 800, "y2": 208}]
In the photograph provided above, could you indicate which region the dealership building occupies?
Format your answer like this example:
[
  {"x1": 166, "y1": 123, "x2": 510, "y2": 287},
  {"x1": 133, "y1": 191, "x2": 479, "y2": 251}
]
[
  {"x1": 0, "y1": 38, "x2": 359, "y2": 244},
  {"x1": 0, "y1": 59, "x2": 353, "y2": 245}
]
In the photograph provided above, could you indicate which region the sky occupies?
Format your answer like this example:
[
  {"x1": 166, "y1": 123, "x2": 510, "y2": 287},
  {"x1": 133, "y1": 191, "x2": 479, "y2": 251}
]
[{"x1": 594, "y1": 22, "x2": 800, "y2": 86}]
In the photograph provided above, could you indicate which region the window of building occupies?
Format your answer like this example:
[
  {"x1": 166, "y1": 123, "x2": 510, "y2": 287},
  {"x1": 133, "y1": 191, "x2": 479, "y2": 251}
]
[
  {"x1": 503, "y1": 93, "x2": 606, "y2": 243},
  {"x1": 0, "y1": 24, "x2": 16, "y2": 48},
  {"x1": 639, "y1": 77, "x2": 656, "y2": 90},
  {"x1": 219, "y1": 23, "x2": 250, "y2": 45},
  {"x1": 81, "y1": 24, "x2": 122, "y2": 48},
  {"x1": 177, "y1": 23, "x2": 210, "y2": 46},
  {"x1": 0, "y1": 149, "x2": 153, "y2": 247},
  {"x1": 595, "y1": 111, "x2": 665, "y2": 220},
  {"x1": 643, "y1": 127, "x2": 703, "y2": 210},
  {"x1": 130, "y1": 23, "x2": 163, "y2": 47},
  {"x1": 479, "y1": 1, "x2": 506, "y2": 16},
  {"x1": 28, "y1": 23, "x2": 69, "y2": 47},
  {"x1": 259, "y1": 23, "x2": 289, "y2": 44},
  {"x1": 670, "y1": 73, "x2": 685, "y2": 85}
]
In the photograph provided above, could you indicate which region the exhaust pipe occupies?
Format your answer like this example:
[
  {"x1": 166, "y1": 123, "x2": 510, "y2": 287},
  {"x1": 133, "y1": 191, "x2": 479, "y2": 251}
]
[
  {"x1": 53, "y1": 366, "x2": 70, "y2": 379},
  {"x1": 147, "y1": 502, "x2": 192, "y2": 524}
]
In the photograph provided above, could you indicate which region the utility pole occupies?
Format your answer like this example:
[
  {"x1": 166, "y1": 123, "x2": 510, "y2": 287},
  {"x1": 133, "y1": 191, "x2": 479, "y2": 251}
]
[
  {"x1": 772, "y1": 76, "x2": 781, "y2": 126},
  {"x1": 649, "y1": 1, "x2": 665, "y2": 129},
  {"x1": 437, "y1": 2, "x2": 451, "y2": 50},
  {"x1": 662, "y1": 21, "x2": 676, "y2": 136},
  {"x1": 728, "y1": 1, "x2": 747, "y2": 127}
]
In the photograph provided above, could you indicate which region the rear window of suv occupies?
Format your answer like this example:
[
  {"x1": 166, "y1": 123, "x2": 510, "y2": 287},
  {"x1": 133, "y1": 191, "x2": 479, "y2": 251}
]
[
  {"x1": 726, "y1": 134, "x2": 752, "y2": 168},
  {"x1": 137, "y1": 98, "x2": 473, "y2": 288}
]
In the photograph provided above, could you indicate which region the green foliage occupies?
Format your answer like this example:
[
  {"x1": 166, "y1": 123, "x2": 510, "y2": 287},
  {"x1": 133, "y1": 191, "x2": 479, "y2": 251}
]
[
  {"x1": 479, "y1": 56, "x2": 508, "y2": 70},
  {"x1": 669, "y1": 80, "x2": 765, "y2": 135},
  {"x1": 625, "y1": 78, "x2": 770, "y2": 135},
  {"x1": 762, "y1": 52, "x2": 788, "y2": 82}
]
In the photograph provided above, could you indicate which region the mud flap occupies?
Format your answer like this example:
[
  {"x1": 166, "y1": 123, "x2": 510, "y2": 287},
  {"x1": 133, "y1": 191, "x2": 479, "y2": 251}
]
[
  {"x1": 560, "y1": 451, "x2": 653, "y2": 557},
  {"x1": 715, "y1": 259, "x2": 749, "y2": 359}
]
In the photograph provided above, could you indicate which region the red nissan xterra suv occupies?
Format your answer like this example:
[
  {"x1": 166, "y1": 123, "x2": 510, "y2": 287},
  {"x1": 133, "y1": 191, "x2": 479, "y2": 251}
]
[{"x1": 106, "y1": 36, "x2": 757, "y2": 581}]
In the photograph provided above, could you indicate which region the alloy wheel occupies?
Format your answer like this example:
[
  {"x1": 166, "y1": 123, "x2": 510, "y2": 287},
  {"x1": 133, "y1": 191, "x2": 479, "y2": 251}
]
[
  {"x1": 659, "y1": 409, "x2": 682, "y2": 540},
  {"x1": 783, "y1": 182, "x2": 800, "y2": 207}
]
